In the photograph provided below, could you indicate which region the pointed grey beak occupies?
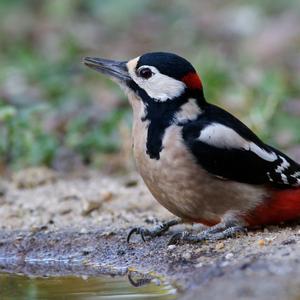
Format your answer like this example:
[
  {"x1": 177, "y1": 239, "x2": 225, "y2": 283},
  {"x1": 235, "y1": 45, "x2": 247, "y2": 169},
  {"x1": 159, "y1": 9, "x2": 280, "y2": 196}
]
[{"x1": 83, "y1": 57, "x2": 130, "y2": 82}]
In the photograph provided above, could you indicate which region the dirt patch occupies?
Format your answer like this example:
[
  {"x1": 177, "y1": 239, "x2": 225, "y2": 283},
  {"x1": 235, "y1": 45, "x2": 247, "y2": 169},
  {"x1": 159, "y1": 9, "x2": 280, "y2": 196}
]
[{"x1": 1, "y1": 168, "x2": 300, "y2": 299}]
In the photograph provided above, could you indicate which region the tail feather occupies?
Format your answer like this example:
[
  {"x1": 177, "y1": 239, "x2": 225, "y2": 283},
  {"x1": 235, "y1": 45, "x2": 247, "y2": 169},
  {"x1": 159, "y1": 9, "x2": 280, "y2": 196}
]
[{"x1": 244, "y1": 188, "x2": 300, "y2": 226}]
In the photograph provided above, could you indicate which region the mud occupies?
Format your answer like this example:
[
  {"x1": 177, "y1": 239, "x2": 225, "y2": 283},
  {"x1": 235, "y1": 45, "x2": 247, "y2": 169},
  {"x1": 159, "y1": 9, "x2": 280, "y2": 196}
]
[{"x1": 1, "y1": 167, "x2": 300, "y2": 299}]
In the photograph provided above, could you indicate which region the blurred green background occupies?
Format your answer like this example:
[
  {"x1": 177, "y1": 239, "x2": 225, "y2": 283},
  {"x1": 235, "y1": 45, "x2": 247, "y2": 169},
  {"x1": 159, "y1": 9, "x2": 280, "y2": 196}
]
[{"x1": 0, "y1": 0, "x2": 299, "y2": 172}]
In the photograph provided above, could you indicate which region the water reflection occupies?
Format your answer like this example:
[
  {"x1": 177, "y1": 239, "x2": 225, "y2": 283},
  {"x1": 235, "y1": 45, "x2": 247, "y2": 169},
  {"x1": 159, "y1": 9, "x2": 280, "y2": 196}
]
[{"x1": 0, "y1": 272, "x2": 177, "y2": 300}]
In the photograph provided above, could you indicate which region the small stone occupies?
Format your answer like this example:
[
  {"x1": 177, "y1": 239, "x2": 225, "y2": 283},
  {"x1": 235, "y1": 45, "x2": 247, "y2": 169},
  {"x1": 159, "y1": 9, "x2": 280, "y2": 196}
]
[
  {"x1": 265, "y1": 236, "x2": 276, "y2": 242},
  {"x1": 30, "y1": 225, "x2": 48, "y2": 233},
  {"x1": 258, "y1": 239, "x2": 266, "y2": 246},
  {"x1": 82, "y1": 247, "x2": 94, "y2": 255},
  {"x1": 282, "y1": 238, "x2": 296, "y2": 245},
  {"x1": 57, "y1": 202, "x2": 72, "y2": 215},
  {"x1": 81, "y1": 200, "x2": 102, "y2": 216},
  {"x1": 225, "y1": 252, "x2": 234, "y2": 260},
  {"x1": 194, "y1": 248, "x2": 202, "y2": 254},
  {"x1": 195, "y1": 262, "x2": 203, "y2": 268},
  {"x1": 182, "y1": 252, "x2": 192, "y2": 260},
  {"x1": 101, "y1": 191, "x2": 113, "y2": 202},
  {"x1": 167, "y1": 245, "x2": 176, "y2": 251},
  {"x1": 215, "y1": 242, "x2": 225, "y2": 250},
  {"x1": 124, "y1": 178, "x2": 138, "y2": 187}
]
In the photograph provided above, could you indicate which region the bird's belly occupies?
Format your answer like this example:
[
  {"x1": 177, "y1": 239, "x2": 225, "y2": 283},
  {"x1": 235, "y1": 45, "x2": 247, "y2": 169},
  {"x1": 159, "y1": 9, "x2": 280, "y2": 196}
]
[{"x1": 133, "y1": 124, "x2": 267, "y2": 223}]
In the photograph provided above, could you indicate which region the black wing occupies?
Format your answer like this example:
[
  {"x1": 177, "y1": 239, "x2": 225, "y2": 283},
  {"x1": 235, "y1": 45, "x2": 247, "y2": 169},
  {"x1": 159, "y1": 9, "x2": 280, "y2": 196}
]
[{"x1": 182, "y1": 104, "x2": 300, "y2": 188}]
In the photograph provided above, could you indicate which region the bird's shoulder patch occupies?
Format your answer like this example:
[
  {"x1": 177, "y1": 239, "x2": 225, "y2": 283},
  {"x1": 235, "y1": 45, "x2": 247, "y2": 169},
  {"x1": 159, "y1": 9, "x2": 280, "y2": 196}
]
[{"x1": 197, "y1": 123, "x2": 277, "y2": 162}]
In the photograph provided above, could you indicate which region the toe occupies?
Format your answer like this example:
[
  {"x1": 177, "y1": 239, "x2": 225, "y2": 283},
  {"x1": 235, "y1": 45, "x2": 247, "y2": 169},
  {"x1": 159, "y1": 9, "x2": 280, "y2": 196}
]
[{"x1": 127, "y1": 228, "x2": 139, "y2": 243}]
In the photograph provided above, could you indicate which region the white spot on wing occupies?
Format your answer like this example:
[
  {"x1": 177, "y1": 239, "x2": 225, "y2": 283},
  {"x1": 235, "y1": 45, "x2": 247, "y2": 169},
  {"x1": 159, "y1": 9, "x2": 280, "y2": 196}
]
[
  {"x1": 273, "y1": 156, "x2": 292, "y2": 184},
  {"x1": 175, "y1": 98, "x2": 202, "y2": 123},
  {"x1": 267, "y1": 172, "x2": 273, "y2": 182},
  {"x1": 275, "y1": 156, "x2": 290, "y2": 173},
  {"x1": 292, "y1": 171, "x2": 300, "y2": 178},
  {"x1": 198, "y1": 123, "x2": 277, "y2": 162},
  {"x1": 281, "y1": 174, "x2": 289, "y2": 184}
]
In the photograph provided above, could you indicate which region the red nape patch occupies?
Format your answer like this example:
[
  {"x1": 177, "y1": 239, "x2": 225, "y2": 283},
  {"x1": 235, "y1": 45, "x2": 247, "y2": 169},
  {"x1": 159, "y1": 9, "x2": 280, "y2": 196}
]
[
  {"x1": 244, "y1": 188, "x2": 300, "y2": 226},
  {"x1": 181, "y1": 72, "x2": 202, "y2": 90}
]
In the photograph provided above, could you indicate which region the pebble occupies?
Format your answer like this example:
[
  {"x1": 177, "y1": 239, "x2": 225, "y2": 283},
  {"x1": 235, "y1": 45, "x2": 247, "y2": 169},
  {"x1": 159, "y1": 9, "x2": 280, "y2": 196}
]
[
  {"x1": 81, "y1": 200, "x2": 102, "y2": 216},
  {"x1": 81, "y1": 191, "x2": 113, "y2": 216},
  {"x1": 182, "y1": 252, "x2": 192, "y2": 260},
  {"x1": 167, "y1": 245, "x2": 176, "y2": 251},
  {"x1": 194, "y1": 248, "x2": 202, "y2": 254},
  {"x1": 101, "y1": 191, "x2": 113, "y2": 202},
  {"x1": 225, "y1": 252, "x2": 234, "y2": 260},
  {"x1": 215, "y1": 242, "x2": 225, "y2": 250}
]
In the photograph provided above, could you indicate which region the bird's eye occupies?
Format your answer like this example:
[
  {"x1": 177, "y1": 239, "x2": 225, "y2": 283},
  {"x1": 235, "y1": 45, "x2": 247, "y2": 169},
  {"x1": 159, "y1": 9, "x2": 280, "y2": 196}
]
[{"x1": 138, "y1": 67, "x2": 153, "y2": 79}]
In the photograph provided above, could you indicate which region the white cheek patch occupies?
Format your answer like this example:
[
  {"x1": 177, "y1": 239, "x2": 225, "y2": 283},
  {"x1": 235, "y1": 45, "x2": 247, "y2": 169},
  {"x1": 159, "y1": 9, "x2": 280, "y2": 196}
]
[
  {"x1": 127, "y1": 62, "x2": 186, "y2": 101},
  {"x1": 198, "y1": 123, "x2": 277, "y2": 162}
]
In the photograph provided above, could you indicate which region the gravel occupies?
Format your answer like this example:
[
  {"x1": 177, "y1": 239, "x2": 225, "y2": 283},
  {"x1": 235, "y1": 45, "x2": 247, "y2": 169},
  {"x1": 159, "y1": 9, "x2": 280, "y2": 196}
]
[{"x1": 1, "y1": 167, "x2": 300, "y2": 300}]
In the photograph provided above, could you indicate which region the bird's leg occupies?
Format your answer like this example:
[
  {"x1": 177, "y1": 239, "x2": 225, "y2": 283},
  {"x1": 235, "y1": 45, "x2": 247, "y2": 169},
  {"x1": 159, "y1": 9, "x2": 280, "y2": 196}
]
[
  {"x1": 127, "y1": 218, "x2": 183, "y2": 243},
  {"x1": 168, "y1": 221, "x2": 247, "y2": 245}
]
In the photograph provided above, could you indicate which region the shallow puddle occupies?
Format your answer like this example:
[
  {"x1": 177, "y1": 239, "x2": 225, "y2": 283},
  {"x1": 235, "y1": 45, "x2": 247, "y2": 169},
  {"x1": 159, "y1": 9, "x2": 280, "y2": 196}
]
[{"x1": 0, "y1": 272, "x2": 177, "y2": 300}]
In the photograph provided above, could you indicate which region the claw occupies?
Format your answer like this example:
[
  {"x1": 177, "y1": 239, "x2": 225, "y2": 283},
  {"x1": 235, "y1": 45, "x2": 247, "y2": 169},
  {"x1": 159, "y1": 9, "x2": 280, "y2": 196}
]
[
  {"x1": 127, "y1": 228, "x2": 137, "y2": 243},
  {"x1": 127, "y1": 219, "x2": 182, "y2": 244},
  {"x1": 127, "y1": 227, "x2": 146, "y2": 243}
]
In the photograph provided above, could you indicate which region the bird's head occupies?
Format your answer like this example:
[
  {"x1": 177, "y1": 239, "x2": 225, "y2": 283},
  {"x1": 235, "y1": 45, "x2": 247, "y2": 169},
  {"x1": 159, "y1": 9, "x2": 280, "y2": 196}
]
[{"x1": 83, "y1": 52, "x2": 205, "y2": 104}]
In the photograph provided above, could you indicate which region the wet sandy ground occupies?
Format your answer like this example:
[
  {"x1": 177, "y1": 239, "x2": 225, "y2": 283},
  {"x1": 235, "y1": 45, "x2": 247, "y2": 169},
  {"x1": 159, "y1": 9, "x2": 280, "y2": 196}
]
[{"x1": 1, "y1": 167, "x2": 300, "y2": 300}]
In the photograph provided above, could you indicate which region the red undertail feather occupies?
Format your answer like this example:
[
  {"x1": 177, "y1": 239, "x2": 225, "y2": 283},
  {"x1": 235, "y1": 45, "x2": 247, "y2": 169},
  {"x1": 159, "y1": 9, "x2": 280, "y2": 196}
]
[
  {"x1": 181, "y1": 72, "x2": 202, "y2": 90},
  {"x1": 244, "y1": 188, "x2": 300, "y2": 226}
]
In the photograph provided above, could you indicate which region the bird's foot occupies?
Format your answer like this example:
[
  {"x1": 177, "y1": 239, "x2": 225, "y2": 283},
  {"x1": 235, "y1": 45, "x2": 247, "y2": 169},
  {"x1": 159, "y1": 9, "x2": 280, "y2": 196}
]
[
  {"x1": 127, "y1": 219, "x2": 182, "y2": 243},
  {"x1": 168, "y1": 224, "x2": 247, "y2": 245}
]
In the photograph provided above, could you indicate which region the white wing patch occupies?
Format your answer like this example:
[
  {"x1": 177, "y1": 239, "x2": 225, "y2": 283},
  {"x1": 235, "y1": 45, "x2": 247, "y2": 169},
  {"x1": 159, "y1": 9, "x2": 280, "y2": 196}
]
[{"x1": 198, "y1": 123, "x2": 277, "y2": 162}]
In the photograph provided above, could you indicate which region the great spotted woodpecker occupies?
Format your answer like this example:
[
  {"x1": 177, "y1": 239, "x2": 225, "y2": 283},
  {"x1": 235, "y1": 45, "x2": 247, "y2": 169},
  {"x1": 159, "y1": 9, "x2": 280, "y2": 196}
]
[{"x1": 84, "y1": 52, "x2": 300, "y2": 244}]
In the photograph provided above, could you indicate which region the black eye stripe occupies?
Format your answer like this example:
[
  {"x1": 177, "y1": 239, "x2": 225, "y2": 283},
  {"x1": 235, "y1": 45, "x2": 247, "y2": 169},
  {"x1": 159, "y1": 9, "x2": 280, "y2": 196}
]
[{"x1": 138, "y1": 67, "x2": 153, "y2": 79}]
